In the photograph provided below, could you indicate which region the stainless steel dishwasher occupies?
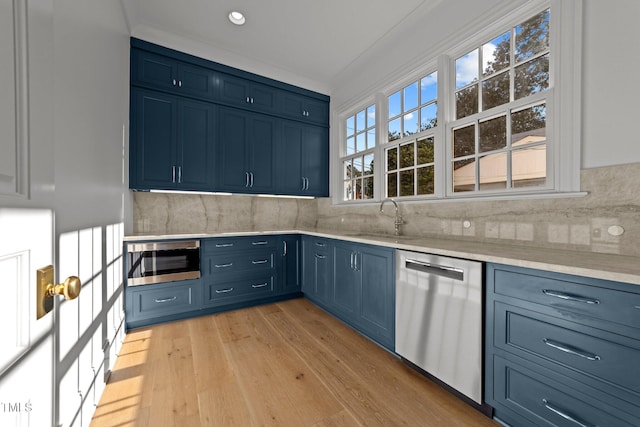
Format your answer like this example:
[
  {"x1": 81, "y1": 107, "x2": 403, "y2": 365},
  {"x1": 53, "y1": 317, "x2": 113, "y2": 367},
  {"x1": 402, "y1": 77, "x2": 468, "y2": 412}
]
[{"x1": 396, "y1": 250, "x2": 483, "y2": 405}]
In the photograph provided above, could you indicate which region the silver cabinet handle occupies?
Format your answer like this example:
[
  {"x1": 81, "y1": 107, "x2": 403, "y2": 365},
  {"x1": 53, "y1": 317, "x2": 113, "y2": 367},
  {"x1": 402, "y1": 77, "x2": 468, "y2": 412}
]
[
  {"x1": 543, "y1": 338, "x2": 601, "y2": 361},
  {"x1": 301, "y1": 177, "x2": 306, "y2": 190},
  {"x1": 245, "y1": 172, "x2": 250, "y2": 187},
  {"x1": 172, "y1": 79, "x2": 177, "y2": 86},
  {"x1": 178, "y1": 80, "x2": 182, "y2": 87},
  {"x1": 542, "y1": 399, "x2": 593, "y2": 427},
  {"x1": 315, "y1": 254, "x2": 326, "y2": 259},
  {"x1": 249, "y1": 172, "x2": 254, "y2": 187},
  {"x1": 172, "y1": 166, "x2": 176, "y2": 183},
  {"x1": 304, "y1": 177, "x2": 309, "y2": 190},
  {"x1": 252, "y1": 241, "x2": 268, "y2": 246},
  {"x1": 350, "y1": 251, "x2": 354, "y2": 269},
  {"x1": 282, "y1": 241, "x2": 287, "y2": 256},
  {"x1": 405, "y1": 259, "x2": 464, "y2": 281},
  {"x1": 252, "y1": 283, "x2": 268, "y2": 288},
  {"x1": 177, "y1": 166, "x2": 182, "y2": 183},
  {"x1": 214, "y1": 263, "x2": 234, "y2": 268},
  {"x1": 215, "y1": 288, "x2": 234, "y2": 294},
  {"x1": 315, "y1": 242, "x2": 326, "y2": 247},
  {"x1": 155, "y1": 296, "x2": 177, "y2": 303},
  {"x1": 354, "y1": 251, "x2": 359, "y2": 271},
  {"x1": 542, "y1": 289, "x2": 600, "y2": 305},
  {"x1": 252, "y1": 259, "x2": 268, "y2": 265},
  {"x1": 246, "y1": 96, "x2": 250, "y2": 103},
  {"x1": 215, "y1": 243, "x2": 234, "y2": 248}
]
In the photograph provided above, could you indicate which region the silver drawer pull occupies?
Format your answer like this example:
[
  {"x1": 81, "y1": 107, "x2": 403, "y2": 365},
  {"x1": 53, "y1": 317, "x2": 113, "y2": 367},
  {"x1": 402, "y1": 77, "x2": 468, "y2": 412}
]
[
  {"x1": 542, "y1": 289, "x2": 600, "y2": 305},
  {"x1": 252, "y1": 259, "x2": 268, "y2": 265},
  {"x1": 252, "y1": 241, "x2": 268, "y2": 246},
  {"x1": 315, "y1": 254, "x2": 326, "y2": 259},
  {"x1": 215, "y1": 288, "x2": 234, "y2": 294},
  {"x1": 315, "y1": 242, "x2": 326, "y2": 247},
  {"x1": 543, "y1": 338, "x2": 601, "y2": 361},
  {"x1": 154, "y1": 296, "x2": 177, "y2": 303},
  {"x1": 252, "y1": 283, "x2": 268, "y2": 288},
  {"x1": 542, "y1": 399, "x2": 593, "y2": 427},
  {"x1": 215, "y1": 243, "x2": 234, "y2": 248},
  {"x1": 215, "y1": 263, "x2": 234, "y2": 268}
]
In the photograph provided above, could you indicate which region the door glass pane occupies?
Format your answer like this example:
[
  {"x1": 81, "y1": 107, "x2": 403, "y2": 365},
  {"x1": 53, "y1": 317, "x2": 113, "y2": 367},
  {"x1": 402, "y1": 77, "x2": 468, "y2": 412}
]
[
  {"x1": 453, "y1": 158, "x2": 475, "y2": 192},
  {"x1": 456, "y1": 84, "x2": 478, "y2": 119},
  {"x1": 482, "y1": 71, "x2": 510, "y2": 111},
  {"x1": 421, "y1": 72, "x2": 437, "y2": 103},
  {"x1": 512, "y1": 104, "x2": 546, "y2": 146},
  {"x1": 387, "y1": 147, "x2": 398, "y2": 171},
  {"x1": 400, "y1": 170, "x2": 414, "y2": 196},
  {"x1": 387, "y1": 173, "x2": 398, "y2": 198},
  {"x1": 417, "y1": 166, "x2": 434, "y2": 195},
  {"x1": 404, "y1": 82, "x2": 418, "y2": 111},
  {"x1": 483, "y1": 31, "x2": 510, "y2": 76},
  {"x1": 512, "y1": 145, "x2": 546, "y2": 188},
  {"x1": 388, "y1": 117, "x2": 401, "y2": 142},
  {"x1": 388, "y1": 91, "x2": 401, "y2": 118},
  {"x1": 420, "y1": 103, "x2": 437, "y2": 131},
  {"x1": 479, "y1": 153, "x2": 506, "y2": 190},
  {"x1": 403, "y1": 112, "x2": 418, "y2": 137},
  {"x1": 453, "y1": 124, "x2": 475, "y2": 158},
  {"x1": 456, "y1": 48, "x2": 479, "y2": 89},
  {"x1": 417, "y1": 137, "x2": 434, "y2": 164},
  {"x1": 515, "y1": 9, "x2": 550, "y2": 63},
  {"x1": 479, "y1": 116, "x2": 507, "y2": 153},
  {"x1": 399, "y1": 143, "x2": 414, "y2": 169},
  {"x1": 514, "y1": 54, "x2": 549, "y2": 100}
]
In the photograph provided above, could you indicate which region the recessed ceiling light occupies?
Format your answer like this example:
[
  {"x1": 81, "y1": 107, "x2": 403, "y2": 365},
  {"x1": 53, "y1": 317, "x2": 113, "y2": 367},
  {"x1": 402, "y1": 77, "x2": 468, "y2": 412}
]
[{"x1": 228, "y1": 11, "x2": 246, "y2": 26}]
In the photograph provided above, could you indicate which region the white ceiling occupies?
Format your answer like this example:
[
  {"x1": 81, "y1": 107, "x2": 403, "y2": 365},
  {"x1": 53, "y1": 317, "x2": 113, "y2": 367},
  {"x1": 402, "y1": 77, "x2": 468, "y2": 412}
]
[{"x1": 121, "y1": 0, "x2": 442, "y2": 93}]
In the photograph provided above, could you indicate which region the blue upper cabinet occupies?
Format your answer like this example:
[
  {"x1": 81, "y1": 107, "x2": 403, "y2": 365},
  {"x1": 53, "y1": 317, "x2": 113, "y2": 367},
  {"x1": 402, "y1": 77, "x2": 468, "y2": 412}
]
[
  {"x1": 130, "y1": 88, "x2": 215, "y2": 191},
  {"x1": 217, "y1": 107, "x2": 276, "y2": 194},
  {"x1": 218, "y1": 73, "x2": 279, "y2": 115},
  {"x1": 131, "y1": 49, "x2": 216, "y2": 100},
  {"x1": 281, "y1": 91, "x2": 329, "y2": 126}
]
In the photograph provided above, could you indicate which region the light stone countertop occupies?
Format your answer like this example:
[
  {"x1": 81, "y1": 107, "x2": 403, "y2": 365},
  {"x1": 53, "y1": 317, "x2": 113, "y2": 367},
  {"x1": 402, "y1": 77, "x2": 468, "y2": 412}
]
[{"x1": 125, "y1": 229, "x2": 640, "y2": 286}]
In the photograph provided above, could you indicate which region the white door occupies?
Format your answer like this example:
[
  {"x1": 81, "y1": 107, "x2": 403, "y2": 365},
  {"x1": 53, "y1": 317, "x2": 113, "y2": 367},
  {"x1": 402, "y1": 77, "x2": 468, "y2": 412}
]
[{"x1": 0, "y1": 0, "x2": 129, "y2": 426}]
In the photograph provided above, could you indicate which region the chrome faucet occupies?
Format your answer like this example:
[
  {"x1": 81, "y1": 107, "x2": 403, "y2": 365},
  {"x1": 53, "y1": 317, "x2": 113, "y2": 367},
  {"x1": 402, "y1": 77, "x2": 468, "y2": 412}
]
[{"x1": 379, "y1": 198, "x2": 404, "y2": 236}]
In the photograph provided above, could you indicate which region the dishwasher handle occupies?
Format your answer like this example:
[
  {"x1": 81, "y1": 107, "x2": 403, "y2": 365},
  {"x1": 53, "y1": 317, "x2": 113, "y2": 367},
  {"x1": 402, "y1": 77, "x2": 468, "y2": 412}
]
[{"x1": 405, "y1": 259, "x2": 464, "y2": 281}]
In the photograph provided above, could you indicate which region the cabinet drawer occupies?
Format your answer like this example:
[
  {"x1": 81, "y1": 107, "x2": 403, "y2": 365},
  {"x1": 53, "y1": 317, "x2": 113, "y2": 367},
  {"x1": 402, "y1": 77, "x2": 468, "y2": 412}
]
[
  {"x1": 206, "y1": 251, "x2": 275, "y2": 275},
  {"x1": 204, "y1": 274, "x2": 275, "y2": 306},
  {"x1": 202, "y1": 236, "x2": 277, "y2": 253},
  {"x1": 495, "y1": 302, "x2": 640, "y2": 396},
  {"x1": 490, "y1": 264, "x2": 640, "y2": 330},
  {"x1": 491, "y1": 355, "x2": 637, "y2": 427},
  {"x1": 129, "y1": 280, "x2": 201, "y2": 319}
]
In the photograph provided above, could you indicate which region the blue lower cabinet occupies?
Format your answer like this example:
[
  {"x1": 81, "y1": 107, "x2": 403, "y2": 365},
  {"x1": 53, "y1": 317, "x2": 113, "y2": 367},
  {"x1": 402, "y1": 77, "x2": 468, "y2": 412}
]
[
  {"x1": 301, "y1": 236, "x2": 333, "y2": 306},
  {"x1": 279, "y1": 235, "x2": 301, "y2": 295},
  {"x1": 125, "y1": 278, "x2": 202, "y2": 328}
]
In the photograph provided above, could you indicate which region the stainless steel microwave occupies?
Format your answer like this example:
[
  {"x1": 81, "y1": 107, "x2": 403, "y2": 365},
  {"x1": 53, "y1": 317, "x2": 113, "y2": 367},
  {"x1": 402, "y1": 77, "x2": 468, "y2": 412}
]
[{"x1": 127, "y1": 240, "x2": 200, "y2": 286}]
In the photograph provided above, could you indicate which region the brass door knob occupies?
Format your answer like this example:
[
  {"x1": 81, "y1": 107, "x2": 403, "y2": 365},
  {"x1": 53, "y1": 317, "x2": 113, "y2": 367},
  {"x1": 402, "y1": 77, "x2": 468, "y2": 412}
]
[{"x1": 47, "y1": 276, "x2": 82, "y2": 300}]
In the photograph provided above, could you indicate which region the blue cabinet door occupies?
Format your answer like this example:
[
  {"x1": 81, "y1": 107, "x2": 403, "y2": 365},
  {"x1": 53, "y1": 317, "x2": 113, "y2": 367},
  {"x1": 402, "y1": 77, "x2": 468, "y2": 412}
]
[
  {"x1": 130, "y1": 88, "x2": 178, "y2": 189},
  {"x1": 280, "y1": 235, "x2": 301, "y2": 294},
  {"x1": 218, "y1": 72, "x2": 278, "y2": 114},
  {"x1": 302, "y1": 236, "x2": 332, "y2": 306},
  {"x1": 333, "y1": 243, "x2": 359, "y2": 321},
  {"x1": 177, "y1": 99, "x2": 216, "y2": 190},
  {"x1": 247, "y1": 115, "x2": 276, "y2": 192},
  {"x1": 281, "y1": 91, "x2": 329, "y2": 126},
  {"x1": 301, "y1": 125, "x2": 329, "y2": 197},
  {"x1": 278, "y1": 121, "x2": 305, "y2": 194}
]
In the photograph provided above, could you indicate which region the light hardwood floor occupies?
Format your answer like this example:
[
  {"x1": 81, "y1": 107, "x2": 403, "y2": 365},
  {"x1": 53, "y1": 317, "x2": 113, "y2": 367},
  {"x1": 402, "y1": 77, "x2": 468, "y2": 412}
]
[{"x1": 90, "y1": 298, "x2": 498, "y2": 426}]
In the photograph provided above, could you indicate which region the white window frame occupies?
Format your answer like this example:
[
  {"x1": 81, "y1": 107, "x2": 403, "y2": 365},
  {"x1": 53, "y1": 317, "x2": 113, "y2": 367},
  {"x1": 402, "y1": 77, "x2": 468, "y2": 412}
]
[{"x1": 333, "y1": 0, "x2": 582, "y2": 205}]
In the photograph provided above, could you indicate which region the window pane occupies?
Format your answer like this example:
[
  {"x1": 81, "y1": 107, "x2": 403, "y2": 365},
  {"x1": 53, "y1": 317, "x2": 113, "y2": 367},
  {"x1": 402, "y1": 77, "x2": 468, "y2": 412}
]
[
  {"x1": 400, "y1": 170, "x2": 414, "y2": 196},
  {"x1": 400, "y1": 142, "x2": 414, "y2": 169},
  {"x1": 453, "y1": 124, "x2": 475, "y2": 158},
  {"x1": 363, "y1": 177, "x2": 374, "y2": 199},
  {"x1": 417, "y1": 166, "x2": 434, "y2": 195},
  {"x1": 344, "y1": 180, "x2": 354, "y2": 200},
  {"x1": 482, "y1": 71, "x2": 510, "y2": 111},
  {"x1": 453, "y1": 158, "x2": 475, "y2": 192},
  {"x1": 404, "y1": 82, "x2": 419, "y2": 111},
  {"x1": 456, "y1": 48, "x2": 479, "y2": 89},
  {"x1": 515, "y1": 9, "x2": 550, "y2": 63},
  {"x1": 367, "y1": 129, "x2": 376, "y2": 149},
  {"x1": 367, "y1": 105, "x2": 376, "y2": 128},
  {"x1": 515, "y1": 54, "x2": 549, "y2": 100},
  {"x1": 388, "y1": 118, "x2": 402, "y2": 142},
  {"x1": 353, "y1": 156, "x2": 363, "y2": 177},
  {"x1": 421, "y1": 72, "x2": 437, "y2": 104},
  {"x1": 479, "y1": 153, "x2": 507, "y2": 190},
  {"x1": 483, "y1": 31, "x2": 510, "y2": 76},
  {"x1": 364, "y1": 153, "x2": 374, "y2": 175},
  {"x1": 344, "y1": 159, "x2": 353, "y2": 179},
  {"x1": 387, "y1": 173, "x2": 398, "y2": 198},
  {"x1": 479, "y1": 115, "x2": 507, "y2": 153},
  {"x1": 420, "y1": 103, "x2": 437, "y2": 131},
  {"x1": 356, "y1": 110, "x2": 366, "y2": 132},
  {"x1": 356, "y1": 133, "x2": 366, "y2": 152},
  {"x1": 346, "y1": 136, "x2": 355, "y2": 155},
  {"x1": 388, "y1": 91, "x2": 401, "y2": 119},
  {"x1": 346, "y1": 116, "x2": 355, "y2": 137},
  {"x1": 512, "y1": 145, "x2": 546, "y2": 187},
  {"x1": 403, "y1": 112, "x2": 418, "y2": 137},
  {"x1": 387, "y1": 147, "x2": 398, "y2": 171},
  {"x1": 354, "y1": 178, "x2": 363, "y2": 199},
  {"x1": 456, "y1": 84, "x2": 478, "y2": 119},
  {"x1": 512, "y1": 104, "x2": 546, "y2": 146},
  {"x1": 417, "y1": 137, "x2": 434, "y2": 164}
]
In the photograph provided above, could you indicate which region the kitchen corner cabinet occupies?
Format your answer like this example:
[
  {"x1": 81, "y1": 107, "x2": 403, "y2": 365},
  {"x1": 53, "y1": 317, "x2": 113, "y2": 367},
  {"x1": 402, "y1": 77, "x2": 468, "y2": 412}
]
[
  {"x1": 217, "y1": 107, "x2": 277, "y2": 194},
  {"x1": 129, "y1": 88, "x2": 216, "y2": 191},
  {"x1": 485, "y1": 263, "x2": 640, "y2": 427},
  {"x1": 277, "y1": 120, "x2": 329, "y2": 197}
]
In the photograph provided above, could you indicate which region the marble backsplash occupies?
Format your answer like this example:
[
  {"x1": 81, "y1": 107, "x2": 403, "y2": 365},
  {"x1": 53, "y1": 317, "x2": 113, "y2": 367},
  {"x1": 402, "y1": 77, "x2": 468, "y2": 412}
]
[{"x1": 133, "y1": 162, "x2": 640, "y2": 257}]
